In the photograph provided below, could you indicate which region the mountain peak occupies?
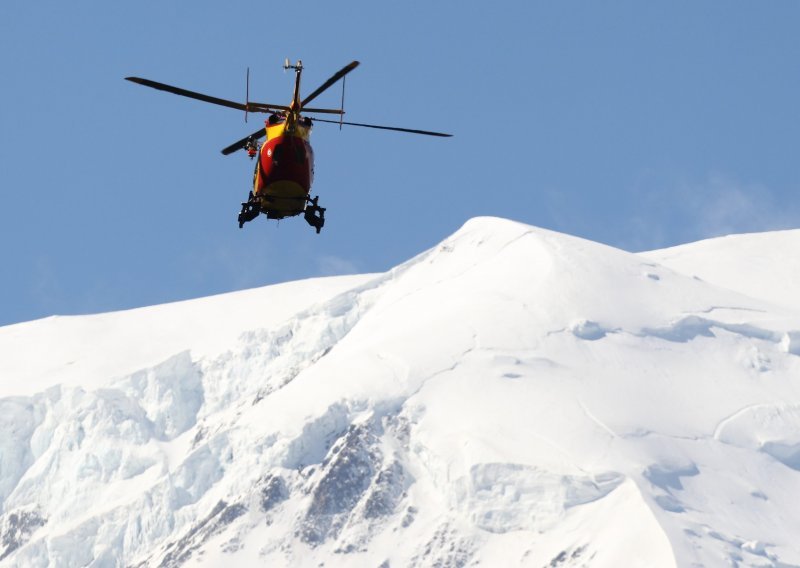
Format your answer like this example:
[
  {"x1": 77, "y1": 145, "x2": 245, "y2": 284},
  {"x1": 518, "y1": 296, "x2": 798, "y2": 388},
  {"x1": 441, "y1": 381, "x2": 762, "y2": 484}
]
[{"x1": 2, "y1": 218, "x2": 800, "y2": 566}]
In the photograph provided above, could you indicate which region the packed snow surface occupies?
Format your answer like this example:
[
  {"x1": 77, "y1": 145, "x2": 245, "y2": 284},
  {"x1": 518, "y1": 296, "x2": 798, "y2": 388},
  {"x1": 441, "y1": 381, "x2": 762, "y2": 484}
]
[{"x1": 1, "y1": 217, "x2": 799, "y2": 567}]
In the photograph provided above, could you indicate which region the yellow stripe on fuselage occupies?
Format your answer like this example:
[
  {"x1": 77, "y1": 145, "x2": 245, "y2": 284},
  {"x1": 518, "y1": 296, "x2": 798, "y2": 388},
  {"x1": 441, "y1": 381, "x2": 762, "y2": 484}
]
[{"x1": 266, "y1": 121, "x2": 311, "y2": 142}]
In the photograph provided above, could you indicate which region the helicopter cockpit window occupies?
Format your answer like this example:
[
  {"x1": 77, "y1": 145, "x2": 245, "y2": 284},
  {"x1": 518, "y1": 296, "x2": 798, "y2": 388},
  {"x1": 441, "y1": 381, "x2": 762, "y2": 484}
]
[{"x1": 268, "y1": 114, "x2": 284, "y2": 125}]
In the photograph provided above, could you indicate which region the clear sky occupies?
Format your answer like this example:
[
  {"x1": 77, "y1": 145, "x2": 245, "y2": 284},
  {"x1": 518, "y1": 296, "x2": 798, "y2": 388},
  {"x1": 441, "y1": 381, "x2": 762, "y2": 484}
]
[{"x1": 2, "y1": 1, "x2": 799, "y2": 326}]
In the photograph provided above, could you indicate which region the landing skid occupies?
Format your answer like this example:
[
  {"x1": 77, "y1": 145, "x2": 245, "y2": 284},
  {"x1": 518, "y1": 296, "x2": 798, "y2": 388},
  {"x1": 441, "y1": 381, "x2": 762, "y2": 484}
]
[{"x1": 237, "y1": 192, "x2": 326, "y2": 234}]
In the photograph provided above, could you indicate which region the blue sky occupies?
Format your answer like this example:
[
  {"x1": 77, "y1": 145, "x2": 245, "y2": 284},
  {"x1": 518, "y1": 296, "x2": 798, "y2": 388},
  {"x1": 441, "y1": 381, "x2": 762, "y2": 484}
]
[{"x1": 2, "y1": 1, "x2": 800, "y2": 326}]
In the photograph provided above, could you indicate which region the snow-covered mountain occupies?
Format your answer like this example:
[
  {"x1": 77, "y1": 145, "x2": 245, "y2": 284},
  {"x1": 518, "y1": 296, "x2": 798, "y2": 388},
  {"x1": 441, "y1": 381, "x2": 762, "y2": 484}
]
[{"x1": 1, "y1": 217, "x2": 799, "y2": 567}]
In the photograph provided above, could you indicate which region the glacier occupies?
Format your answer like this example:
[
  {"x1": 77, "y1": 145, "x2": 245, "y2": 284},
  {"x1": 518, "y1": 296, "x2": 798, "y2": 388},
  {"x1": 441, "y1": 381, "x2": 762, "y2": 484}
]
[{"x1": 1, "y1": 217, "x2": 799, "y2": 567}]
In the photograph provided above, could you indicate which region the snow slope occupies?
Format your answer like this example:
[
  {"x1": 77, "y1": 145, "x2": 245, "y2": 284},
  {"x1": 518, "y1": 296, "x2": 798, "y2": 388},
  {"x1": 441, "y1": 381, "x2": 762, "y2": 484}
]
[
  {"x1": 1, "y1": 217, "x2": 799, "y2": 567},
  {"x1": 0, "y1": 275, "x2": 372, "y2": 396},
  {"x1": 641, "y1": 229, "x2": 800, "y2": 312}
]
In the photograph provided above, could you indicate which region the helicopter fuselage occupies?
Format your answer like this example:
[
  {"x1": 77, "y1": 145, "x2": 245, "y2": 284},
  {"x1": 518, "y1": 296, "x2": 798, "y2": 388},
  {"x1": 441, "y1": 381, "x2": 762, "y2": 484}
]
[{"x1": 253, "y1": 116, "x2": 315, "y2": 219}]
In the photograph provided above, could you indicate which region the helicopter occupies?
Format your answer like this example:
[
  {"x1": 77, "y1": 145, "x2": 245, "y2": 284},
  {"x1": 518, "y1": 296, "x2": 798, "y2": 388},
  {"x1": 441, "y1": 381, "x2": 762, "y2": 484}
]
[{"x1": 126, "y1": 59, "x2": 451, "y2": 233}]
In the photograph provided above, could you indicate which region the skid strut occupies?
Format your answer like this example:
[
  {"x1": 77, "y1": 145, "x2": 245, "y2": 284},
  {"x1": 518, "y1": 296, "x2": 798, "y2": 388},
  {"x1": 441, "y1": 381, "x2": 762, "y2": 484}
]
[
  {"x1": 238, "y1": 192, "x2": 260, "y2": 228},
  {"x1": 304, "y1": 196, "x2": 326, "y2": 234}
]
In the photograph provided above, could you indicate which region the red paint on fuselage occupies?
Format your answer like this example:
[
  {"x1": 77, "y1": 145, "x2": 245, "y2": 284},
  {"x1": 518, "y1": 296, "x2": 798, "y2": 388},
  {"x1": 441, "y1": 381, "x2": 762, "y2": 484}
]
[{"x1": 258, "y1": 135, "x2": 314, "y2": 191}]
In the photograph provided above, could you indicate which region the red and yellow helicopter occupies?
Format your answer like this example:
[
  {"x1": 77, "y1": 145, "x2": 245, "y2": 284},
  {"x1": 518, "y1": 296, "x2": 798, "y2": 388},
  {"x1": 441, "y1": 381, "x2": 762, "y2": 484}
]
[{"x1": 126, "y1": 59, "x2": 451, "y2": 233}]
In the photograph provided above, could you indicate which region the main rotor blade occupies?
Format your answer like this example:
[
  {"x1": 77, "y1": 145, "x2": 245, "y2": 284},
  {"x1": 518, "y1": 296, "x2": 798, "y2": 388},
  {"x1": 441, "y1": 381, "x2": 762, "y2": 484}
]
[
  {"x1": 221, "y1": 126, "x2": 267, "y2": 155},
  {"x1": 301, "y1": 61, "x2": 360, "y2": 108},
  {"x1": 301, "y1": 107, "x2": 345, "y2": 115},
  {"x1": 312, "y1": 117, "x2": 452, "y2": 137},
  {"x1": 246, "y1": 102, "x2": 292, "y2": 112},
  {"x1": 126, "y1": 77, "x2": 249, "y2": 111}
]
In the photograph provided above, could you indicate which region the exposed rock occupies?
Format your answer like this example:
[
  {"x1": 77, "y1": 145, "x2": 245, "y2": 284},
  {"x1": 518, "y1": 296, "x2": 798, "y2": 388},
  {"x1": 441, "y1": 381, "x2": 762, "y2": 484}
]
[
  {"x1": 152, "y1": 500, "x2": 246, "y2": 568},
  {"x1": 363, "y1": 461, "x2": 406, "y2": 519},
  {"x1": 300, "y1": 423, "x2": 381, "y2": 545},
  {"x1": 259, "y1": 473, "x2": 289, "y2": 513},
  {"x1": 0, "y1": 507, "x2": 46, "y2": 561}
]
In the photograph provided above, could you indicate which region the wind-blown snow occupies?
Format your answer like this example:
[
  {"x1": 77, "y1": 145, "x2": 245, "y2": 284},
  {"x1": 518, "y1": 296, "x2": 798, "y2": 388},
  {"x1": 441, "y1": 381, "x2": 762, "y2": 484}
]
[{"x1": 1, "y1": 217, "x2": 799, "y2": 567}]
